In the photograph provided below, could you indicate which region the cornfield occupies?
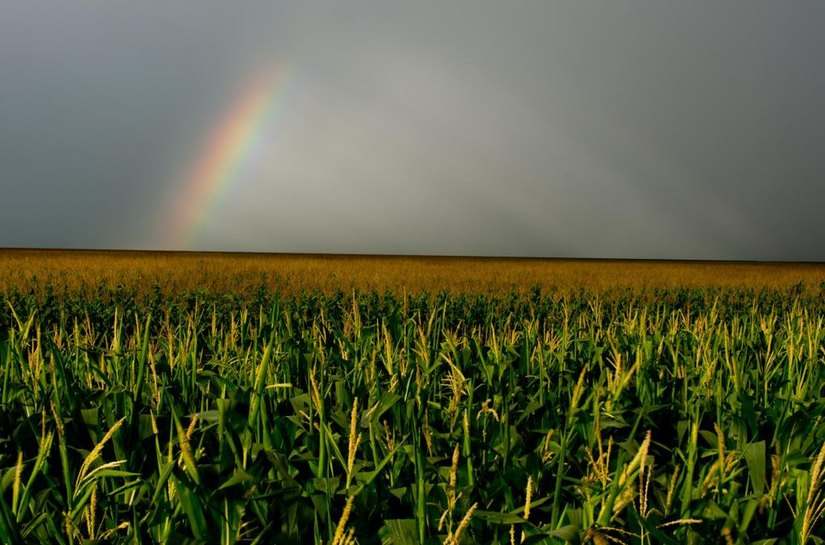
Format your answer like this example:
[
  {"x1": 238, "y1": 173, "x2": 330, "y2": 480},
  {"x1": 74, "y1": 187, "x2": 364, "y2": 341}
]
[{"x1": 1, "y1": 254, "x2": 825, "y2": 543}]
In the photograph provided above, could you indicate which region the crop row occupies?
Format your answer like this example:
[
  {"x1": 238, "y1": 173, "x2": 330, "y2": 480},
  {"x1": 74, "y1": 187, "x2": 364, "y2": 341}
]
[{"x1": 0, "y1": 291, "x2": 824, "y2": 543}]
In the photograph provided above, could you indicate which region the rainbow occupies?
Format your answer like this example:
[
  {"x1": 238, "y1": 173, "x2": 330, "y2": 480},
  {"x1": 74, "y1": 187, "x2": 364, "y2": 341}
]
[{"x1": 168, "y1": 66, "x2": 293, "y2": 249}]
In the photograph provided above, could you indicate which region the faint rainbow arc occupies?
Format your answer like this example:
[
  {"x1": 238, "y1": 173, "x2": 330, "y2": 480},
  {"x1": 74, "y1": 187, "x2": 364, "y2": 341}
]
[{"x1": 169, "y1": 67, "x2": 293, "y2": 249}]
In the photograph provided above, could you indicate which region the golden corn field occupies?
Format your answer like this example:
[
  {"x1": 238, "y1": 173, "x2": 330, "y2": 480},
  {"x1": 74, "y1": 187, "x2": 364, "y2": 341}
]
[
  {"x1": 2, "y1": 250, "x2": 825, "y2": 544},
  {"x1": 3, "y1": 249, "x2": 825, "y2": 298}
]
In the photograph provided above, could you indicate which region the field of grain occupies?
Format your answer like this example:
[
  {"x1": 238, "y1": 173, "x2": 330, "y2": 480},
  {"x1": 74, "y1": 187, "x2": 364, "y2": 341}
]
[
  {"x1": 2, "y1": 249, "x2": 825, "y2": 298},
  {"x1": 1, "y1": 250, "x2": 825, "y2": 544}
]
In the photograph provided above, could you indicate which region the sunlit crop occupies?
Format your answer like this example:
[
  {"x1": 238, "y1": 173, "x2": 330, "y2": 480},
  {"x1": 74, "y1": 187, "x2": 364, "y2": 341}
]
[{"x1": 1, "y1": 255, "x2": 825, "y2": 543}]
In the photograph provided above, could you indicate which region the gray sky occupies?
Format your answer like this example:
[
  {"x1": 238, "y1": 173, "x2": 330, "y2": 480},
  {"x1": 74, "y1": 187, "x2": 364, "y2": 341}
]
[{"x1": 1, "y1": 2, "x2": 823, "y2": 261}]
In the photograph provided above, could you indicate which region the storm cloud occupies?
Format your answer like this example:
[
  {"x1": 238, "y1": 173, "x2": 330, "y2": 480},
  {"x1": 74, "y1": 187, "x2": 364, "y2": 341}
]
[{"x1": 1, "y1": 1, "x2": 823, "y2": 260}]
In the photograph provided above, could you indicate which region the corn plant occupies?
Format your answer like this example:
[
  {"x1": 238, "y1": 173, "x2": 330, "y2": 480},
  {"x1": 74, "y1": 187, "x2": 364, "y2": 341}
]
[{"x1": 0, "y1": 286, "x2": 824, "y2": 543}]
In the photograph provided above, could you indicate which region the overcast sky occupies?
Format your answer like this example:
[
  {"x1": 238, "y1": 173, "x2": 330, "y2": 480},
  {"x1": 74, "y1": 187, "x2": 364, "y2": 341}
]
[{"x1": 1, "y1": 2, "x2": 823, "y2": 261}]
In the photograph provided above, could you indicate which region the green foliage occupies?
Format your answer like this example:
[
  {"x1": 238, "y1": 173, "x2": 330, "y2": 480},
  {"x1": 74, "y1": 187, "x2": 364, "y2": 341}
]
[{"x1": 0, "y1": 288, "x2": 824, "y2": 543}]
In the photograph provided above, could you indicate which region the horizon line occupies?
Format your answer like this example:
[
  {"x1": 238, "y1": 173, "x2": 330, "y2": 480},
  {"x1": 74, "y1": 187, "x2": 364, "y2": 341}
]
[{"x1": 1, "y1": 246, "x2": 824, "y2": 266}]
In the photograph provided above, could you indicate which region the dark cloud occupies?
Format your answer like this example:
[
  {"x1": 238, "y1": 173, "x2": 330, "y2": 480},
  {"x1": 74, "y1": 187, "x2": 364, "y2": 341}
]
[{"x1": 1, "y1": 1, "x2": 823, "y2": 260}]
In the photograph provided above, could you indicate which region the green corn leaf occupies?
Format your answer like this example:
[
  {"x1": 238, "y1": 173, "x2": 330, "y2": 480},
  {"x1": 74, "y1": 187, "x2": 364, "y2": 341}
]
[
  {"x1": 174, "y1": 476, "x2": 209, "y2": 541},
  {"x1": 744, "y1": 441, "x2": 767, "y2": 496},
  {"x1": 381, "y1": 519, "x2": 417, "y2": 545}
]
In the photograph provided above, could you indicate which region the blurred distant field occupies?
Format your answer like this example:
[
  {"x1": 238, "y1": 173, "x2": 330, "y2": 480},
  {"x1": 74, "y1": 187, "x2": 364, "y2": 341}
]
[{"x1": 2, "y1": 248, "x2": 824, "y2": 299}]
